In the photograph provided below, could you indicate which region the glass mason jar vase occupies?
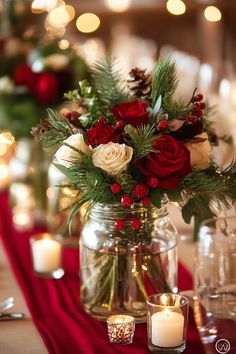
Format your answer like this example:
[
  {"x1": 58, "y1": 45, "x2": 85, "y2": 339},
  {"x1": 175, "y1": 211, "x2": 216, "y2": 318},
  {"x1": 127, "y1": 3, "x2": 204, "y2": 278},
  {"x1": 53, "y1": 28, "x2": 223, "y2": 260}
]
[{"x1": 80, "y1": 197, "x2": 178, "y2": 322}]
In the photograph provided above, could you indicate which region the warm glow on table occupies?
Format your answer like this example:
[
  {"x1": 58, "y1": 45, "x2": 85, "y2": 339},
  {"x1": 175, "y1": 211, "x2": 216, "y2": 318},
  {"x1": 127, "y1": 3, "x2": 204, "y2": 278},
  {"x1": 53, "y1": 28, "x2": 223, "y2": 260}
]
[{"x1": 0, "y1": 163, "x2": 10, "y2": 191}]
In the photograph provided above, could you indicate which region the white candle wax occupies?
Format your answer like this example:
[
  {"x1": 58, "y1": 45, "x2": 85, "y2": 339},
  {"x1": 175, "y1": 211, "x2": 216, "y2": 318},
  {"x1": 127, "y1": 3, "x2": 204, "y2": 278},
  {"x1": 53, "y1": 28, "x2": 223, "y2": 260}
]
[
  {"x1": 32, "y1": 238, "x2": 62, "y2": 273},
  {"x1": 151, "y1": 309, "x2": 184, "y2": 348}
]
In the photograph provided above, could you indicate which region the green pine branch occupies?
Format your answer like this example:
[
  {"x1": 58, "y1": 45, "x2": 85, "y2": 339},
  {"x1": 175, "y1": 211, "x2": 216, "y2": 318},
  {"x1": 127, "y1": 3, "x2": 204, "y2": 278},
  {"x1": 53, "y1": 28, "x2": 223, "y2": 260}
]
[
  {"x1": 54, "y1": 153, "x2": 116, "y2": 223},
  {"x1": 152, "y1": 56, "x2": 178, "y2": 106},
  {"x1": 38, "y1": 109, "x2": 75, "y2": 148},
  {"x1": 91, "y1": 58, "x2": 129, "y2": 108},
  {"x1": 162, "y1": 98, "x2": 191, "y2": 119},
  {"x1": 124, "y1": 124, "x2": 157, "y2": 161}
]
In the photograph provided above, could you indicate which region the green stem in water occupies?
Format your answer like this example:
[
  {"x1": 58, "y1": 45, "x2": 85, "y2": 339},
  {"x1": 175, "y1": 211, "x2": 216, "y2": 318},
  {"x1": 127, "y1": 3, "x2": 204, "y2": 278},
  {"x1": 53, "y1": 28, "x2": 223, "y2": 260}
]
[
  {"x1": 193, "y1": 215, "x2": 201, "y2": 242},
  {"x1": 108, "y1": 255, "x2": 118, "y2": 311}
]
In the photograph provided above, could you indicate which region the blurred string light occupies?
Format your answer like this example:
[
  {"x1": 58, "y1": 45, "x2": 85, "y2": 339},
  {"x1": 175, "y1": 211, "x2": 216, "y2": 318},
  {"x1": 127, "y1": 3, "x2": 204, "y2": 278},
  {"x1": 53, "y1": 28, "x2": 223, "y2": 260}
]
[
  {"x1": 76, "y1": 13, "x2": 100, "y2": 33},
  {"x1": 105, "y1": 0, "x2": 131, "y2": 13},
  {"x1": 166, "y1": 0, "x2": 186, "y2": 15},
  {"x1": 31, "y1": 0, "x2": 75, "y2": 39},
  {"x1": 204, "y1": 6, "x2": 222, "y2": 22},
  {"x1": 59, "y1": 39, "x2": 70, "y2": 50}
]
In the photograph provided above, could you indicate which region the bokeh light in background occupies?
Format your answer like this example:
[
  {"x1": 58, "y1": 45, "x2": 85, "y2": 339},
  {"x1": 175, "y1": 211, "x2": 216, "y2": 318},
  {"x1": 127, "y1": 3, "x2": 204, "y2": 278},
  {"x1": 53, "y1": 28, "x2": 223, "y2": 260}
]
[
  {"x1": 166, "y1": 0, "x2": 186, "y2": 16},
  {"x1": 76, "y1": 13, "x2": 100, "y2": 33},
  {"x1": 105, "y1": 0, "x2": 131, "y2": 13},
  {"x1": 59, "y1": 39, "x2": 70, "y2": 50},
  {"x1": 204, "y1": 6, "x2": 222, "y2": 22}
]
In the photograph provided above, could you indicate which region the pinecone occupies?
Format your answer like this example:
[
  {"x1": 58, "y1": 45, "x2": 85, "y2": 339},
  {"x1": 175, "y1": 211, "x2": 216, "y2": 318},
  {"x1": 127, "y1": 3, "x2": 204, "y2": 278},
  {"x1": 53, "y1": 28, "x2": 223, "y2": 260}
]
[{"x1": 127, "y1": 68, "x2": 152, "y2": 100}]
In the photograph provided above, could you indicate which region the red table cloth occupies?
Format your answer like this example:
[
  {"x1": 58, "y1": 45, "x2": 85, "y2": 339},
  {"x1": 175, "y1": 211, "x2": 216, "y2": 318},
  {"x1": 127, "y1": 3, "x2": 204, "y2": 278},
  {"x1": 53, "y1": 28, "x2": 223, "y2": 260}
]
[{"x1": 0, "y1": 192, "x2": 205, "y2": 354}]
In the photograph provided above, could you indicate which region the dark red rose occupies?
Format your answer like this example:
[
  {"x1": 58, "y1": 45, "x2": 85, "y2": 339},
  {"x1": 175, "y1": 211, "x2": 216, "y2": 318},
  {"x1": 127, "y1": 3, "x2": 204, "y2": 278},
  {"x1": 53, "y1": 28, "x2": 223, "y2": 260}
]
[
  {"x1": 136, "y1": 134, "x2": 192, "y2": 190},
  {"x1": 33, "y1": 73, "x2": 59, "y2": 104},
  {"x1": 112, "y1": 100, "x2": 150, "y2": 127},
  {"x1": 13, "y1": 64, "x2": 38, "y2": 89},
  {"x1": 86, "y1": 121, "x2": 119, "y2": 146}
]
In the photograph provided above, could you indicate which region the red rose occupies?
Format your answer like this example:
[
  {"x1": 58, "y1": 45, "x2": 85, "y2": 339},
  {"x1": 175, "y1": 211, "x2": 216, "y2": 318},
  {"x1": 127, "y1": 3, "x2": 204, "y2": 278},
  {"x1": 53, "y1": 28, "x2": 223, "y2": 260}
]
[
  {"x1": 112, "y1": 100, "x2": 149, "y2": 127},
  {"x1": 86, "y1": 121, "x2": 119, "y2": 146},
  {"x1": 136, "y1": 134, "x2": 192, "y2": 190},
  {"x1": 33, "y1": 73, "x2": 59, "y2": 104},
  {"x1": 13, "y1": 64, "x2": 38, "y2": 89}
]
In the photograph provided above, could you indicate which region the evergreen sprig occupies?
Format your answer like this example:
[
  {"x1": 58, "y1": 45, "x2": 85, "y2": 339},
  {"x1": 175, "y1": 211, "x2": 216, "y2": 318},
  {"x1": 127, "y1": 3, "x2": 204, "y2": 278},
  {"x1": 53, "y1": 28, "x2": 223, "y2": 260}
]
[
  {"x1": 162, "y1": 98, "x2": 191, "y2": 119},
  {"x1": 152, "y1": 56, "x2": 178, "y2": 106},
  {"x1": 39, "y1": 109, "x2": 75, "y2": 148},
  {"x1": 124, "y1": 124, "x2": 157, "y2": 161},
  {"x1": 54, "y1": 152, "x2": 116, "y2": 223},
  {"x1": 91, "y1": 58, "x2": 128, "y2": 108}
]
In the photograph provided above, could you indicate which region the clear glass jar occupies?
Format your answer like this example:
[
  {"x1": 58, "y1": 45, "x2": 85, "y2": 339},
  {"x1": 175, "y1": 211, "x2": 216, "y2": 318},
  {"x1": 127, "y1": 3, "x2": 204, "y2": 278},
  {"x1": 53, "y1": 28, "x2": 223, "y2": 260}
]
[{"x1": 80, "y1": 197, "x2": 178, "y2": 322}]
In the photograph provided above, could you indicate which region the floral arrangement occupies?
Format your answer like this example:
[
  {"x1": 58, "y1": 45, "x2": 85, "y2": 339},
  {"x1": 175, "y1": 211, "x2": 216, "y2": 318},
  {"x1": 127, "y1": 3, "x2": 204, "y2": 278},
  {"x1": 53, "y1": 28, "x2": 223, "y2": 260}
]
[
  {"x1": 0, "y1": 39, "x2": 87, "y2": 139},
  {"x1": 34, "y1": 57, "x2": 236, "y2": 240}
]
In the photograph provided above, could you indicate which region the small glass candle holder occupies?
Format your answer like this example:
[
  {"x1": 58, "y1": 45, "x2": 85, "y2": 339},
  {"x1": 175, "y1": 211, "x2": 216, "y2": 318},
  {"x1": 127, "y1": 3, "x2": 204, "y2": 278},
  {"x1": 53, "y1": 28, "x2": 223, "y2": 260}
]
[
  {"x1": 13, "y1": 206, "x2": 34, "y2": 232},
  {"x1": 30, "y1": 233, "x2": 64, "y2": 279},
  {"x1": 146, "y1": 293, "x2": 189, "y2": 353},
  {"x1": 107, "y1": 315, "x2": 135, "y2": 345}
]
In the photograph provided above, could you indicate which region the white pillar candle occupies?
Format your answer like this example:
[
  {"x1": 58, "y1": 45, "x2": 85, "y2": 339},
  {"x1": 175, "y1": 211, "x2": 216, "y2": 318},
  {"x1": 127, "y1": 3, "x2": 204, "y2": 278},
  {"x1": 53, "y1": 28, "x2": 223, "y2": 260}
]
[
  {"x1": 32, "y1": 237, "x2": 62, "y2": 273},
  {"x1": 151, "y1": 309, "x2": 184, "y2": 348}
]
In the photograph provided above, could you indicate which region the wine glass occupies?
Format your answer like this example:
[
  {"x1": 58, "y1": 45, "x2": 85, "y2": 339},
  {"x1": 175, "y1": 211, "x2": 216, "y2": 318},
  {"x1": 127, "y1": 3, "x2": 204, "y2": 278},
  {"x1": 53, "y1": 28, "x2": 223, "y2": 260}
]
[{"x1": 194, "y1": 216, "x2": 236, "y2": 354}]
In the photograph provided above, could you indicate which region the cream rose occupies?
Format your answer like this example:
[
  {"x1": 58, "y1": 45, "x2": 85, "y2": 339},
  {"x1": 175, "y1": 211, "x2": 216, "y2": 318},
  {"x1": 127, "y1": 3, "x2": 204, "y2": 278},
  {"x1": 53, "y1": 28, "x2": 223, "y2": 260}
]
[
  {"x1": 55, "y1": 133, "x2": 91, "y2": 168},
  {"x1": 92, "y1": 142, "x2": 133, "y2": 176},
  {"x1": 185, "y1": 133, "x2": 212, "y2": 170}
]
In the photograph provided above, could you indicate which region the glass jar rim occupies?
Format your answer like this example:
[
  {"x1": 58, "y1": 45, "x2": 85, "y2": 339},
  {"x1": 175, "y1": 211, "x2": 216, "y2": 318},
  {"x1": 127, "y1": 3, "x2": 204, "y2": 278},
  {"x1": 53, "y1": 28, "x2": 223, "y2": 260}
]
[{"x1": 146, "y1": 293, "x2": 189, "y2": 308}]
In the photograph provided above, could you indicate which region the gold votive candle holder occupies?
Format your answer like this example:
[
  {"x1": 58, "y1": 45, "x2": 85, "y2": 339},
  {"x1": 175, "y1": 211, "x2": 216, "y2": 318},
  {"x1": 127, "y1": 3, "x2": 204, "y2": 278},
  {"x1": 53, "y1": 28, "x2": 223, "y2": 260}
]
[{"x1": 107, "y1": 314, "x2": 135, "y2": 345}]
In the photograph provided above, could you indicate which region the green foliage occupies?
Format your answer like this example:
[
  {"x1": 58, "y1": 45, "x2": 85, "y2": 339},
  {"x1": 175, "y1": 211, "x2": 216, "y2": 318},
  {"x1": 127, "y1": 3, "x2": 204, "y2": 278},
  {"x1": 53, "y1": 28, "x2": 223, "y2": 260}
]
[
  {"x1": 178, "y1": 163, "x2": 236, "y2": 239},
  {"x1": 149, "y1": 189, "x2": 163, "y2": 208},
  {"x1": 0, "y1": 93, "x2": 42, "y2": 139},
  {"x1": 116, "y1": 172, "x2": 135, "y2": 193},
  {"x1": 55, "y1": 152, "x2": 116, "y2": 223},
  {"x1": 91, "y1": 58, "x2": 128, "y2": 108},
  {"x1": 152, "y1": 56, "x2": 178, "y2": 106},
  {"x1": 38, "y1": 109, "x2": 75, "y2": 148},
  {"x1": 162, "y1": 98, "x2": 191, "y2": 119},
  {"x1": 124, "y1": 124, "x2": 157, "y2": 161}
]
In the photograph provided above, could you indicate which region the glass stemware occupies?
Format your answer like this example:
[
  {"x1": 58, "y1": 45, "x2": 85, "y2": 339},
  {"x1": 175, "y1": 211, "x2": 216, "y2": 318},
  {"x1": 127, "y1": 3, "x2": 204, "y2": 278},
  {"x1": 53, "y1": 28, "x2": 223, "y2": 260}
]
[{"x1": 194, "y1": 216, "x2": 236, "y2": 353}]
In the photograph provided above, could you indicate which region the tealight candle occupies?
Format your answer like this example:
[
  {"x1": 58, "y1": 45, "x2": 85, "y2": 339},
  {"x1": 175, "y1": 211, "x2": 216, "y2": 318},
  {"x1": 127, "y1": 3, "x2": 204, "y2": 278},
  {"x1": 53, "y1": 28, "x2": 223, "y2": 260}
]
[
  {"x1": 146, "y1": 293, "x2": 189, "y2": 353},
  {"x1": 107, "y1": 315, "x2": 135, "y2": 344},
  {"x1": 30, "y1": 233, "x2": 64, "y2": 279}
]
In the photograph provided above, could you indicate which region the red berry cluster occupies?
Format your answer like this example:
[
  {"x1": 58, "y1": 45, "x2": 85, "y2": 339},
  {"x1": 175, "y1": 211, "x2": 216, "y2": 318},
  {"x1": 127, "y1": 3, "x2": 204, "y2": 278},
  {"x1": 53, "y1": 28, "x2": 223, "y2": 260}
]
[
  {"x1": 65, "y1": 111, "x2": 82, "y2": 128},
  {"x1": 187, "y1": 93, "x2": 205, "y2": 124},
  {"x1": 158, "y1": 120, "x2": 169, "y2": 131},
  {"x1": 114, "y1": 218, "x2": 142, "y2": 231}
]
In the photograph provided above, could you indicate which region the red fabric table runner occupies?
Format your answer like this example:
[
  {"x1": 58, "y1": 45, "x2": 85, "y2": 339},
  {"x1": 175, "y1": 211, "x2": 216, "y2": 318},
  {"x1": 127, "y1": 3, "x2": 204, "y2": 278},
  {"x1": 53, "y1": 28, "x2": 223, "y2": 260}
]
[{"x1": 0, "y1": 192, "x2": 205, "y2": 354}]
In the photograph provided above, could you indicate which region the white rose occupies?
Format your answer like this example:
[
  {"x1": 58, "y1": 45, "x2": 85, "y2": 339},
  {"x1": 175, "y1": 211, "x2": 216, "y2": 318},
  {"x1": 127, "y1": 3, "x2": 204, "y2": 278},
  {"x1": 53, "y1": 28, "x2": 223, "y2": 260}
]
[
  {"x1": 185, "y1": 133, "x2": 212, "y2": 170},
  {"x1": 55, "y1": 133, "x2": 91, "y2": 168},
  {"x1": 0, "y1": 76, "x2": 14, "y2": 94},
  {"x1": 92, "y1": 142, "x2": 133, "y2": 176}
]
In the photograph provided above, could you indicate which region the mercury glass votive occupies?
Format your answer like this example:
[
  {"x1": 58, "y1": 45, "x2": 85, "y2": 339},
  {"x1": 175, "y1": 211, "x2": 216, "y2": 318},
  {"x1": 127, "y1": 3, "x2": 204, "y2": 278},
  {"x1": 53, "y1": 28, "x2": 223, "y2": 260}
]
[
  {"x1": 30, "y1": 233, "x2": 64, "y2": 279},
  {"x1": 146, "y1": 293, "x2": 189, "y2": 353},
  {"x1": 107, "y1": 315, "x2": 135, "y2": 344}
]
